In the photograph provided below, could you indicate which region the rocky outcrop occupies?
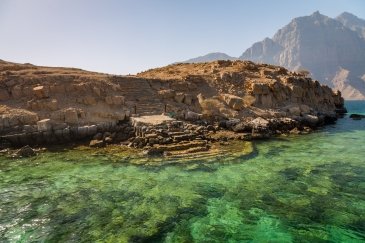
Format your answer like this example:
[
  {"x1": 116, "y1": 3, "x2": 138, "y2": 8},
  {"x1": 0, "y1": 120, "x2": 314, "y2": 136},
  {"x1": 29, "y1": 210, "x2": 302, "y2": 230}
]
[{"x1": 0, "y1": 60, "x2": 346, "y2": 152}]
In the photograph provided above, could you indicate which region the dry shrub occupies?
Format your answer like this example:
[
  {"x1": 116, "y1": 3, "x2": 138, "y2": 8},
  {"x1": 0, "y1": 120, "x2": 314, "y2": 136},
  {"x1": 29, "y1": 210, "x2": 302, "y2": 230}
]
[{"x1": 199, "y1": 98, "x2": 222, "y2": 116}]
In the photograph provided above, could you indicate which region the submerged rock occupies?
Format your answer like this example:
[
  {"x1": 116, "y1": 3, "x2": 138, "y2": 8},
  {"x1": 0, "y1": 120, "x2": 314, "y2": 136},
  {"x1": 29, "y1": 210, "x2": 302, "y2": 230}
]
[
  {"x1": 349, "y1": 114, "x2": 365, "y2": 120},
  {"x1": 16, "y1": 145, "x2": 36, "y2": 157}
]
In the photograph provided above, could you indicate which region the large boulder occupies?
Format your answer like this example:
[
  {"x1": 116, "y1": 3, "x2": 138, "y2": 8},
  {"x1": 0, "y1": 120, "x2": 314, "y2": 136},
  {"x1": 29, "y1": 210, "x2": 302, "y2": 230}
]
[{"x1": 220, "y1": 94, "x2": 244, "y2": 110}]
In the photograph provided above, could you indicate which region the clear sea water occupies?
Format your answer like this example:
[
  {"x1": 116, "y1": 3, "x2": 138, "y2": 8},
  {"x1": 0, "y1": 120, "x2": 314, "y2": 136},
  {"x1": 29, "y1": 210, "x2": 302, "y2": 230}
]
[{"x1": 0, "y1": 101, "x2": 364, "y2": 242}]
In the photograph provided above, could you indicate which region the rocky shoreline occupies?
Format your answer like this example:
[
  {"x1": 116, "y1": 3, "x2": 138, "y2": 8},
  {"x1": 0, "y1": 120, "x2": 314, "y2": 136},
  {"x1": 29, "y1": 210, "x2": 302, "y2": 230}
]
[
  {"x1": 1, "y1": 109, "x2": 345, "y2": 159},
  {"x1": 0, "y1": 60, "x2": 347, "y2": 158}
]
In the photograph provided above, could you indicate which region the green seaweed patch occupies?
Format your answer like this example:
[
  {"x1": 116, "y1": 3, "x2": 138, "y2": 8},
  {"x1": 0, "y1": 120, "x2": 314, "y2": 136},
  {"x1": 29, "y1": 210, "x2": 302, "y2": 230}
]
[{"x1": 70, "y1": 141, "x2": 255, "y2": 166}]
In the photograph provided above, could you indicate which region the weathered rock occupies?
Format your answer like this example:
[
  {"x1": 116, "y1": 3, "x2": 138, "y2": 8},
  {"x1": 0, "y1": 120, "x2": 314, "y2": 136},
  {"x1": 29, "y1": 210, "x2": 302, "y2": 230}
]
[
  {"x1": 185, "y1": 111, "x2": 202, "y2": 121},
  {"x1": 16, "y1": 145, "x2": 36, "y2": 157},
  {"x1": 287, "y1": 106, "x2": 301, "y2": 116},
  {"x1": 158, "y1": 89, "x2": 175, "y2": 99},
  {"x1": 33, "y1": 86, "x2": 49, "y2": 98},
  {"x1": 104, "y1": 136, "x2": 113, "y2": 144},
  {"x1": 0, "y1": 90, "x2": 10, "y2": 101},
  {"x1": 83, "y1": 96, "x2": 97, "y2": 105},
  {"x1": 300, "y1": 104, "x2": 311, "y2": 114},
  {"x1": 112, "y1": 96, "x2": 125, "y2": 105},
  {"x1": 89, "y1": 139, "x2": 105, "y2": 148},
  {"x1": 233, "y1": 122, "x2": 252, "y2": 132},
  {"x1": 64, "y1": 108, "x2": 78, "y2": 124},
  {"x1": 220, "y1": 94, "x2": 244, "y2": 110},
  {"x1": 250, "y1": 117, "x2": 269, "y2": 129},
  {"x1": 349, "y1": 114, "x2": 365, "y2": 120},
  {"x1": 37, "y1": 119, "x2": 52, "y2": 132},
  {"x1": 183, "y1": 94, "x2": 193, "y2": 105},
  {"x1": 142, "y1": 147, "x2": 163, "y2": 157},
  {"x1": 302, "y1": 114, "x2": 319, "y2": 126},
  {"x1": 174, "y1": 92, "x2": 185, "y2": 103}
]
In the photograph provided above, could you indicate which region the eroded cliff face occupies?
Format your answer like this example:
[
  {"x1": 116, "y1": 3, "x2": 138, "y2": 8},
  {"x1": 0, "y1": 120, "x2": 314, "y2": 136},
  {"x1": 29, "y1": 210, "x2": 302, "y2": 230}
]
[
  {"x1": 240, "y1": 12, "x2": 365, "y2": 100},
  {"x1": 0, "y1": 60, "x2": 345, "y2": 146},
  {"x1": 138, "y1": 60, "x2": 344, "y2": 116}
]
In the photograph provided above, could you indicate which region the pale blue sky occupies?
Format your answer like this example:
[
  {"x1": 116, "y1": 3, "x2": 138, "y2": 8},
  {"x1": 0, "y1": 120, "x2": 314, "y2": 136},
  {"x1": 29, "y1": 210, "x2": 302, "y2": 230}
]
[{"x1": 0, "y1": 0, "x2": 364, "y2": 74}]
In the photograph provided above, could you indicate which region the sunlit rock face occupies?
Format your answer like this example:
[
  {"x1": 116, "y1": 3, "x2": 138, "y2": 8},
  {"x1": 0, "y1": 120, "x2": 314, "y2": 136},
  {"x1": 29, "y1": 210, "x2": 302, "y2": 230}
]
[
  {"x1": 0, "y1": 59, "x2": 345, "y2": 147},
  {"x1": 240, "y1": 11, "x2": 365, "y2": 100}
]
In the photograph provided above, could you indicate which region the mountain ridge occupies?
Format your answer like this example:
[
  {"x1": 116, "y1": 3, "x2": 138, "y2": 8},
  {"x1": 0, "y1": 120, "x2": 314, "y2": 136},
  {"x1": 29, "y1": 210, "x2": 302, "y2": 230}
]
[{"x1": 181, "y1": 11, "x2": 365, "y2": 100}]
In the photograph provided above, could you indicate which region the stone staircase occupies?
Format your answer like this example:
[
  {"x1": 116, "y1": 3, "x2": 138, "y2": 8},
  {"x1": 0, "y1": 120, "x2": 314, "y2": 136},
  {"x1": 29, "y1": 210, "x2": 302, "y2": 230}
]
[{"x1": 116, "y1": 77, "x2": 165, "y2": 115}]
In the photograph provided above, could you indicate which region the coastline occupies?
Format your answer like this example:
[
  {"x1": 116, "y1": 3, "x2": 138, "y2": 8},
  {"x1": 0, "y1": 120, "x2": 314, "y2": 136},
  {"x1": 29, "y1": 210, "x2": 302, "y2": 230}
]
[{"x1": 0, "y1": 60, "x2": 348, "y2": 158}]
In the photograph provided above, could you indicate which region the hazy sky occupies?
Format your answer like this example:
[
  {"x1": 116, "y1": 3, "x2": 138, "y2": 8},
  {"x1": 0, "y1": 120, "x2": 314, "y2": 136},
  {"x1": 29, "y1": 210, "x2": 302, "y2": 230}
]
[{"x1": 1, "y1": 0, "x2": 364, "y2": 74}]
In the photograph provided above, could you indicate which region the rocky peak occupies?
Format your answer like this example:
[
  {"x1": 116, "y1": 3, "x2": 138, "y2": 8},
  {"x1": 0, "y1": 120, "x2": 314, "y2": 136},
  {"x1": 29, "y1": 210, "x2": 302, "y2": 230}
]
[
  {"x1": 336, "y1": 12, "x2": 365, "y2": 39},
  {"x1": 239, "y1": 12, "x2": 365, "y2": 99}
]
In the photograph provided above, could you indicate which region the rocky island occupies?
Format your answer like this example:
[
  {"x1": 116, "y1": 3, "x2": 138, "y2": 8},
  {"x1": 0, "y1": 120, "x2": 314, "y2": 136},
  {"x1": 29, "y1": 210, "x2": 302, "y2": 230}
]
[{"x1": 0, "y1": 59, "x2": 346, "y2": 157}]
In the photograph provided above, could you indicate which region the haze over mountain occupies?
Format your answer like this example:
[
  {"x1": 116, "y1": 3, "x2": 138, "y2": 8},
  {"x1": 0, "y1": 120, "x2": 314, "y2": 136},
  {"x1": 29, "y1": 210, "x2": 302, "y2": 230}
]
[
  {"x1": 336, "y1": 12, "x2": 365, "y2": 39},
  {"x1": 181, "y1": 52, "x2": 237, "y2": 63},
  {"x1": 181, "y1": 11, "x2": 365, "y2": 100}
]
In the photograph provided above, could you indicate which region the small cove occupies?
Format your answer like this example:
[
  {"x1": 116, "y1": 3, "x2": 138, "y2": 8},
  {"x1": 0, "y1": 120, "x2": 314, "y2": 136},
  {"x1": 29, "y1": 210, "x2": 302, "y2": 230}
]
[{"x1": 0, "y1": 101, "x2": 364, "y2": 242}]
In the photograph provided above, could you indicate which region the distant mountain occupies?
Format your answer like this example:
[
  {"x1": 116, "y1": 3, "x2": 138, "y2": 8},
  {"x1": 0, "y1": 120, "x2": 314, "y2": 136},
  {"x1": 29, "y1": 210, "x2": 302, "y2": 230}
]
[
  {"x1": 336, "y1": 12, "x2": 365, "y2": 39},
  {"x1": 180, "y1": 52, "x2": 237, "y2": 63},
  {"x1": 240, "y1": 11, "x2": 365, "y2": 99},
  {"x1": 181, "y1": 11, "x2": 365, "y2": 99}
]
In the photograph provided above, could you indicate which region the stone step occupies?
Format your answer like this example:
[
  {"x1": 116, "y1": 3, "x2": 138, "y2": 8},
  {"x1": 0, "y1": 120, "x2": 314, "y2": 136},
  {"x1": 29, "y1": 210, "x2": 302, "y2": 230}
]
[{"x1": 154, "y1": 140, "x2": 207, "y2": 152}]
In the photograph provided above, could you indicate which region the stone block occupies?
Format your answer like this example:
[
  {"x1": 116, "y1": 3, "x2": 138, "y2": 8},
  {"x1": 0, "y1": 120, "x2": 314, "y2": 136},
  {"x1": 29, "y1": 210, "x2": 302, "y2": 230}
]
[
  {"x1": 220, "y1": 94, "x2": 244, "y2": 110},
  {"x1": 47, "y1": 99, "x2": 58, "y2": 111},
  {"x1": 64, "y1": 108, "x2": 79, "y2": 124},
  {"x1": 37, "y1": 119, "x2": 53, "y2": 132},
  {"x1": 33, "y1": 86, "x2": 49, "y2": 98},
  {"x1": 158, "y1": 89, "x2": 175, "y2": 99},
  {"x1": 53, "y1": 123, "x2": 68, "y2": 130}
]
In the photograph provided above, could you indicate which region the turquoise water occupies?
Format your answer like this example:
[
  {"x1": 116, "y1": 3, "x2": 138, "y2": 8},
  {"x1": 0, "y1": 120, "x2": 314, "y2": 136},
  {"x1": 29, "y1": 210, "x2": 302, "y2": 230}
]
[{"x1": 1, "y1": 101, "x2": 365, "y2": 242}]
